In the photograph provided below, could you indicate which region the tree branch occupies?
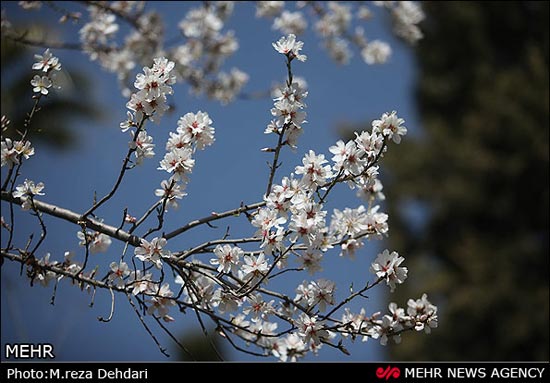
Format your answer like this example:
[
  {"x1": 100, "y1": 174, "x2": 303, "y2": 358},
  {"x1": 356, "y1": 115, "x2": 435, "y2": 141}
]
[
  {"x1": 1, "y1": 191, "x2": 141, "y2": 247},
  {"x1": 163, "y1": 201, "x2": 265, "y2": 240}
]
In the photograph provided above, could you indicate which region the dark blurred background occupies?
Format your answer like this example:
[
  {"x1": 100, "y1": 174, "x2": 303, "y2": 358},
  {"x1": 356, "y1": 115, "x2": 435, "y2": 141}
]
[{"x1": 382, "y1": 1, "x2": 549, "y2": 360}]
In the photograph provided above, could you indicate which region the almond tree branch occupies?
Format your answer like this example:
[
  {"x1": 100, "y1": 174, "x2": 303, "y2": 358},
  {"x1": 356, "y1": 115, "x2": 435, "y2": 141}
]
[
  {"x1": 82, "y1": 117, "x2": 147, "y2": 218},
  {"x1": 1, "y1": 191, "x2": 141, "y2": 247},
  {"x1": 163, "y1": 201, "x2": 265, "y2": 240}
]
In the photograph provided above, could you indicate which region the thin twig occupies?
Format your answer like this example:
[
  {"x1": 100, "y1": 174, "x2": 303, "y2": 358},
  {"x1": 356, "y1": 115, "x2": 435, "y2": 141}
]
[
  {"x1": 98, "y1": 288, "x2": 115, "y2": 322},
  {"x1": 163, "y1": 201, "x2": 266, "y2": 240},
  {"x1": 126, "y1": 294, "x2": 170, "y2": 357},
  {"x1": 82, "y1": 117, "x2": 147, "y2": 218}
]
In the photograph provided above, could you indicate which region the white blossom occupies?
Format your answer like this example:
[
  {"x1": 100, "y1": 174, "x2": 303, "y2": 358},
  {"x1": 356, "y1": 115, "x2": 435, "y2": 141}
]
[
  {"x1": 108, "y1": 261, "x2": 130, "y2": 288},
  {"x1": 31, "y1": 75, "x2": 52, "y2": 95},
  {"x1": 210, "y1": 244, "x2": 243, "y2": 274},
  {"x1": 370, "y1": 249, "x2": 408, "y2": 292},
  {"x1": 372, "y1": 110, "x2": 407, "y2": 144},
  {"x1": 13, "y1": 179, "x2": 45, "y2": 210},
  {"x1": 32, "y1": 49, "x2": 61, "y2": 72},
  {"x1": 134, "y1": 237, "x2": 171, "y2": 269},
  {"x1": 272, "y1": 34, "x2": 307, "y2": 62},
  {"x1": 77, "y1": 230, "x2": 112, "y2": 254}
]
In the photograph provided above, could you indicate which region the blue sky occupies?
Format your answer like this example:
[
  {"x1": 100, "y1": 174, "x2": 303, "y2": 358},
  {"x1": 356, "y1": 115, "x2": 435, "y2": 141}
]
[{"x1": 1, "y1": 1, "x2": 421, "y2": 362}]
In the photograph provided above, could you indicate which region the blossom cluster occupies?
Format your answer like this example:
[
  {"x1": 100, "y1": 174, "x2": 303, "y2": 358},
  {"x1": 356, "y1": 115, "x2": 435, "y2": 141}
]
[
  {"x1": 339, "y1": 293, "x2": 438, "y2": 346},
  {"x1": 1, "y1": 135, "x2": 34, "y2": 169},
  {"x1": 0, "y1": 19, "x2": 438, "y2": 362},
  {"x1": 263, "y1": 33, "x2": 309, "y2": 162},
  {"x1": 120, "y1": 57, "x2": 176, "y2": 166},
  {"x1": 255, "y1": 2, "x2": 424, "y2": 66},
  {"x1": 1, "y1": 50, "x2": 61, "y2": 170},
  {"x1": 1, "y1": 51, "x2": 63, "y2": 214},
  {"x1": 77, "y1": 2, "x2": 247, "y2": 103},
  {"x1": 30, "y1": 48, "x2": 61, "y2": 95},
  {"x1": 13, "y1": 179, "x2": 44, "y2": 210},
  {"x1": 254, "y1": 100, "x2": 407, "y2": 280},
  {"x1": 5, "y1": 2, "x2": 424, "y2": 100}
]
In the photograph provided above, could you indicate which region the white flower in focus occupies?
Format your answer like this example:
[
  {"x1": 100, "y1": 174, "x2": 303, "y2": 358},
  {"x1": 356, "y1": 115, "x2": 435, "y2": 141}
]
[
  {"x1": 354, "y1": 130, "x2": 385, "y2": 161},
  {"x1": 134, "y1": 237, "x2": 171, "y2": 269},
  {"x1": 309, "y1": 279, "x2": 336, "y2": 312},
  {"x1": 329, "y1": 139, "x2": 366, "y2": 176},
  {"x1": 330, "y1": 206, "x2": 369, "y2": 238},
  {"x1": 369, "y1": 314, "x2": 403, "y2": 345},
  {"x1": 273, "y1": 81, "x2": 308, "y2": 108},
  {"x1": 32, "y1": 48, "x2": 61, "y2": 72},
  {"x1": 120, "y1": 111, "x2": 135, "y2": 132},
  {"x1": 240, "y1": 253, "x2": 269, "y2": 281},
  {"x1": 366, "y1": 205, "x2": 389, "y2": 237},
  {"x1": 271, "y1": 99, "x2": 307, "y2": 129},
  {"x1": 407, "y1": 293, "x2": 438, "y2": 333},
  {"x1": 126, "y1": 92, "x2": 147, "y2": 120},
  {"x1": 13, "y1": 139, "x2": 35, "y2": 160},
  {"x1": 243, "y1": 293, "x2": 275, "y2": 322},
  {"x1": 372, "y1": 110, "x2": 407, "y2": 144},
  {"x1": 361, "y1": 40, "x2": 392, "y2": 65},
  {"x1": 134, "y1": 67, "x2": 173, "y2": 100},
  {"x1": 151, "y1": 57, "x2": 176, "y2": 85},
  {"x1": 176, "y1": 111, "x2": 215, "y2": 150},
  {"x1": 31, "y1": 75, "x2": 52, "y2": 95},
  {"x1": 295, "y1": 150, "x2": 333, "y2": 189},
  {"x1": 108, "y1": 261, "x2": 130, "y2": 287},
  {"x1": 260, "y1": 226, "x2": 285, "y2": 256},
  {"x1": 13, "y1": 179, "x2": 45, "y2": 210},
  {"x1": 158, "y1": 147, "x2": 195, "y2": 183},
  {"x1": 341, "y1": 308, "x2": 371, "y2": 342},
  {"x1": 129, "y1": 130, "x2": 155, "y2": 165},
  {"x1": 210, "y1": 244, "x2": 243, "y2": 274},
  {"x1": 272, "y1": 34, "x2": 307, "y2": 62},
  {"x1": 251, "y1": 207, "x2": 287, "y2": 235},
  {"x1": 370, "y1": 249, "x2": 408, "y2": 292},
  {"x1": 388, "y1": 302, "x2": 409, "y2": 323}
]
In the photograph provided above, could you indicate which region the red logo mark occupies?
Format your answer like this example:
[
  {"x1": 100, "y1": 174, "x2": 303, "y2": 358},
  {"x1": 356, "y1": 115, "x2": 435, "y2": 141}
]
[{"x1": 376, "y1": 366, "x2": 401, "y2": 380}]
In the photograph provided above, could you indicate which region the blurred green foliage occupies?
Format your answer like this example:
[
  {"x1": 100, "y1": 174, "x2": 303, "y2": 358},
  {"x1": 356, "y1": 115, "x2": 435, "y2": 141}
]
[{"x1": 383, "y1": 2, "x2": 549, "y2": 360}]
